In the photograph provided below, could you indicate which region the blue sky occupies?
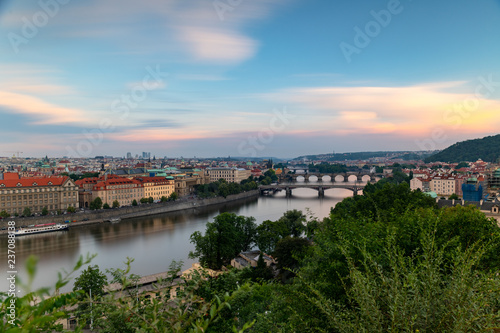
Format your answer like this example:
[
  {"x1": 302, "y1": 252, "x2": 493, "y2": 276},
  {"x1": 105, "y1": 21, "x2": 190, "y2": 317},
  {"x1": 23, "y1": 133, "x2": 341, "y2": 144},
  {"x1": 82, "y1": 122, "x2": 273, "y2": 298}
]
[{"x1": 1, "y1": 0, "x2": 500, "y2": 158}]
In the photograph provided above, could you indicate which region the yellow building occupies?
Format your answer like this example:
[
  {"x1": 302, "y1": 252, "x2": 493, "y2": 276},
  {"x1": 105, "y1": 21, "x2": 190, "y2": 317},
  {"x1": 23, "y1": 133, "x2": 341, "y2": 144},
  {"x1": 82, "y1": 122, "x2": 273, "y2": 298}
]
[{"x1": 136, "y1": 176, "x2": 175, "y2": 200}]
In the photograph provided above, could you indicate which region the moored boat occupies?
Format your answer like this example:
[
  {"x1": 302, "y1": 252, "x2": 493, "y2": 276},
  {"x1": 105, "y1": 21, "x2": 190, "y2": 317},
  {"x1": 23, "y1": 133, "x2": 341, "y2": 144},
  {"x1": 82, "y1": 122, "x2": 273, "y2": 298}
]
[{"x1": 14, "y1": 223, "x2": 69, "y2": 236}]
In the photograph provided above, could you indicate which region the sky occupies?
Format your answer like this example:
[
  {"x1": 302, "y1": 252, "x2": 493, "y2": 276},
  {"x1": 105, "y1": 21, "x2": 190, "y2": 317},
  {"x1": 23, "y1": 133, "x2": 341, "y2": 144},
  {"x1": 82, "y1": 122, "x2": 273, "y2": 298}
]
[{"x1": 1, "y1": 0, "x2": 500, "y2": 159}]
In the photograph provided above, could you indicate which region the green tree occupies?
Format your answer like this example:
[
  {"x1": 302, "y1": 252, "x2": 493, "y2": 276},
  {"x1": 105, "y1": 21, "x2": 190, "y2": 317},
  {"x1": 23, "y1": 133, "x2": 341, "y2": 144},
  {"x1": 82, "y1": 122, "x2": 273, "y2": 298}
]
[
  {"x1": 449, "y1": 193, "x2": 459, "y2": 200},
  {"x1": 132, "y1": 199, "x2": 138, "y2": 206},
  {"x1": 89, "y1": 197, "x2": 102, "y2": 210},
  {"x1": 67, "y1": 206, "x2": 76, "y2": 213},
  {"x1": 218, "y1": 182, "x2": 230, "y2": 198},
  {"x1": 278, "y1": 209, "x2": 306, "y2": 237},
  {"x1": 160, "y1": 196, "x2": 168, "y2": 202},
  {"x1": 140, "y1": 197, "x2": 148, "y2": 204},
  {"x1": 256, "y1": 219, "x2": 289, "y2": 254},
  {"x1": 103, "y1": 203, "x2": 110, "y2": 209},
  {"x1": 189, "y1": 213, "x2": 256, "y2": 270},
  {"x1": 112, "y1": 200, "x2": 120, "y2": 208},
  {"x1": 41, "y1": 206, "x2": 48, "y2": 216},
  {"x1": 273, "y1": 236, "x2": 311, "y2": 282},
  {"x1": 22, "y1": 207, "x2": 31, "y2": 217},
  {"x1": 0, "y1": 210, "x2": 10, "y2": 218},
  {"x1": 148, "y1": 196, "x2": 154, "y2": 203},
  {"x1": 73, "y1": 265, "x2": 108, "y2": 299},
  {"x1": 169, "y1": 192, "x2": 178, "y2": 201}
]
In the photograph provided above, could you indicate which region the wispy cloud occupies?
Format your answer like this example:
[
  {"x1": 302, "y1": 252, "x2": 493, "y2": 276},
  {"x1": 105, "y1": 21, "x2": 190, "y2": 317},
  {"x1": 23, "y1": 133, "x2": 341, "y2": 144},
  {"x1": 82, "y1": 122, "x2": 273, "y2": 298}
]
[
  {"x1": 0, "y1": 91, "x2": 89, "y2": 125},
  {"x1": 265, "y1": 81, "x2": 500, "y2": 136}
]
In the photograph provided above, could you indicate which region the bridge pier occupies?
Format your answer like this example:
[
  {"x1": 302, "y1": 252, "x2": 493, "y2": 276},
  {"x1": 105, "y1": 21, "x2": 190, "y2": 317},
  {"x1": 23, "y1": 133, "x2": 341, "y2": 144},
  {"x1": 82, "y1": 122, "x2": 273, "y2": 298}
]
[
  {"x1": 318, "y1": 187, "x2": 324, "y2": 198},
  {"x1": 285, "y1": 187, "x2": 292, "y2": 197}
]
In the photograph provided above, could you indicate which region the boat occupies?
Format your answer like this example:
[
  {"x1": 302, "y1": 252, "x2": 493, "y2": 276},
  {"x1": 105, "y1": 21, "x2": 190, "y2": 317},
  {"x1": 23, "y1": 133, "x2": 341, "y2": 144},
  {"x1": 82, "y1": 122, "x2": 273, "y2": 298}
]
[
  {"x1": 106, "y1": 218, "x2": 121, "y2": 224},
  {"x1": 14, "y1": 223, "x2": 69, "y2": 236}
]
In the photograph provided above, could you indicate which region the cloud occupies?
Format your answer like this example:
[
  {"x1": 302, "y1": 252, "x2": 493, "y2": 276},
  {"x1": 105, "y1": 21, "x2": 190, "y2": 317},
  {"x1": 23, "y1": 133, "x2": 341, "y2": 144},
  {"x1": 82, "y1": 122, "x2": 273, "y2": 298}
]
[
  {"x1": 23, "y1": 0, "x2": 282, "y2": 65},
  {"x1": 177, "y1": 26, "x2": 257, "y2": 63},
  {"x1": 0, "y1": 91, "x2": 89, "y2": 125},
  {"x1": 265, "y1": 81, "x2": 500, "y2": 136}
]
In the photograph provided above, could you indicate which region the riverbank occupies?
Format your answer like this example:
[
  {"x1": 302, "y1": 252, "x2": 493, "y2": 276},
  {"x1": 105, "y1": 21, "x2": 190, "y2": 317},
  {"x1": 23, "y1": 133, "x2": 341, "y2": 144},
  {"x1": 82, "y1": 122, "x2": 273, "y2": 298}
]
[{"x1": 0, "y1": 190, "x2": 260, "y2": 234}]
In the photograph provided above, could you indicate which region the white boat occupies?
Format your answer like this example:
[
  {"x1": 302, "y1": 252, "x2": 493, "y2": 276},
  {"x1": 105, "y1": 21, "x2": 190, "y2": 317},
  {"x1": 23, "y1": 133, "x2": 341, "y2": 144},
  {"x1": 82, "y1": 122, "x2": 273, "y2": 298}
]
[
  {"x1": 14, "y1": 223, "x2": 68, "y2": 236},
  {"x1": 107, "y1": 218, "x2": 121, "y2": 224}
]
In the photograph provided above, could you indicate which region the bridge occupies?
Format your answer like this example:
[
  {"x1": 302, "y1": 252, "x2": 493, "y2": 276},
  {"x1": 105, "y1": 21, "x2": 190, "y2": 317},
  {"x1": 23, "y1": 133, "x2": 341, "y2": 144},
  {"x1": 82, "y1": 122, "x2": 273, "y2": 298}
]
[
  {"x1": 259, "y1": 182, "x2": 370, "y2": 197},
  {"x1": 278, "y1": 171, "x2": 380, "y2": 183}
]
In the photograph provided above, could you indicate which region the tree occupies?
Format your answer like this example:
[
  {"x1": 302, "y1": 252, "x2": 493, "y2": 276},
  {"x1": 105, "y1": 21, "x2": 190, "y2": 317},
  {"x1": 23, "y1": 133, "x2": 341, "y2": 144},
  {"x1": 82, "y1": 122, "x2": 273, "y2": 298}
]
[
  {"x1": 102, "y1": 203, "x2": 110, "y2": 209},
  {"x1": 23, "y1": 207, "x2": 31, "y2": 217},
  {"x1": 160, "y1": 196, "x2": 168, "y2": 202},
  {"x1": 148, "y1": 197, "x2": 154, "y2": 204},
  {"x1": 169, "y1": 192, "x2": 178, "y2": 201},
  {"x1": 256, "y1": 219, "x2": 289, "y2": 254},
  {"x1": 112, "y1": 200, "x2": 120, "y2": 208},
  {"x1": 278, "y1": 209, "x2": 306, "y2": 237},
  {"x1": 73, "y1": 265, "x2": 108, "y2": 299},
  {"x1": 67, "y1": 206, "x2": 76, "y2": 213},
  {"x1": 41, "y1": 206, "x2": 48, "y2": 216},
  {"x1": 449, "y1": 193, "x2": 459, "y2": 200},
  {"x1": 218, "y1": 183, "x2": 230, "y2": 198},
  {"x1": 273, "y1": 236, "x2": 311, "y2": 282},
  {"x1": 189, "y1": 213, "x2": 256, "y2": 270},
  {"x1": 140, "y1": 198, "x2": 148, "y2": 204},
  {"x1": 90, "y1": 197, "x2": 102, "y2": 210},
  {"x1": 0, "y1": 210, "x2": 10, "y2": 218},
  {"x1": 132, "y1": 199, "x2": 138, "y2": 206}
]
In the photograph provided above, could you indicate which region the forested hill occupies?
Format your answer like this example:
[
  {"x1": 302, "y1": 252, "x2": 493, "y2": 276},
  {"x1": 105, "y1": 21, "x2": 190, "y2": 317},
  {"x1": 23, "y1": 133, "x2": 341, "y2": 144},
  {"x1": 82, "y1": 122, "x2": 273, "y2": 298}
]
[{"x1": 425, "y1": 134, "x2": 500, "y2": 163}]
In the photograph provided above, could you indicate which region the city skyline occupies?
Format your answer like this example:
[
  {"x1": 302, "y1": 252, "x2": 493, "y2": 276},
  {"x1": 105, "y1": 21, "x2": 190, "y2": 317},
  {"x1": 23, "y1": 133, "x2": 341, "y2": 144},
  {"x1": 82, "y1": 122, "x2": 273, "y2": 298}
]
[{"x1": 1, "y1": 0, "x2": 500, "y2": 158}]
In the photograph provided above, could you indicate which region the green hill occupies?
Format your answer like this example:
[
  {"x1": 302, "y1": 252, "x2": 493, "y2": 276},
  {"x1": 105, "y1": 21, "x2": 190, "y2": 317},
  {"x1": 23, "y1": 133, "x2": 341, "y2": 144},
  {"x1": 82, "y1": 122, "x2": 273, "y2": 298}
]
[{"x1": 425, "y1": 134, "x2": 500, "y2": 163}]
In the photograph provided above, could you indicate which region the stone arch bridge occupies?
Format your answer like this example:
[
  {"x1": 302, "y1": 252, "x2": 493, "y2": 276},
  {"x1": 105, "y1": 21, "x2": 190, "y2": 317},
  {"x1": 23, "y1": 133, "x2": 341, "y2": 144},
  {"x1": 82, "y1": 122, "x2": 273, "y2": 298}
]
[
  {"x1": 259, "y1": 183, "x2": 370, "y2": 197},
  {"x1": 279, "y1": 172, "x2": 378, "y2": 183}
]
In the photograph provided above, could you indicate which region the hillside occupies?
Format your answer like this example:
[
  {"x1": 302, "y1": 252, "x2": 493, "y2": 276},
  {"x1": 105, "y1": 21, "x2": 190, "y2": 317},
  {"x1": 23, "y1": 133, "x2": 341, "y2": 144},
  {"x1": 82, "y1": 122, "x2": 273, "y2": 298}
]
[
  {"x1": 425, "y1": 134, "x2": 500, "y2": 163},
  {"x1": 294, "y1": 151, "x2": 433, "y2": 161}
]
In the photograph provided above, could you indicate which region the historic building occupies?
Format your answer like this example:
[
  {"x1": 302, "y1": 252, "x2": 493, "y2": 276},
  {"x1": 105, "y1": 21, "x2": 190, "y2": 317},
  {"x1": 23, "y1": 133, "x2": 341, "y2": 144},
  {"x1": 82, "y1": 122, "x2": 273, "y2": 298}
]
[
  {"x1": 136, "y1": 176, "x2": 175, "y2": 201},
  {"x1": 0, "y1": 172, "x2": 79, "y2": 215},
  {"x1": 205, "y1": 167, "x2": 251, "y2": 184}
]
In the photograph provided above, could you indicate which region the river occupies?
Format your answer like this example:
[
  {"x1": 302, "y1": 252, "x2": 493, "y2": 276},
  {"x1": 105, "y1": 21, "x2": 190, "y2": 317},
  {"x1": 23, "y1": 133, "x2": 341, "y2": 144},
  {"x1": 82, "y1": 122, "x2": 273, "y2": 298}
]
[{"x1": 0, "y1": 187, "x2": 353, "y2": 294}]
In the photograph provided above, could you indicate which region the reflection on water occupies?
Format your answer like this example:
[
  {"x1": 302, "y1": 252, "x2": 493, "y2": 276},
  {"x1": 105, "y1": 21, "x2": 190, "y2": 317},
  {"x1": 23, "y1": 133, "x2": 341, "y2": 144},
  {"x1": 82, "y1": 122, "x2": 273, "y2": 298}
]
[{"x1": 0, "y1": 188, "x2": 350, "y2": 293}]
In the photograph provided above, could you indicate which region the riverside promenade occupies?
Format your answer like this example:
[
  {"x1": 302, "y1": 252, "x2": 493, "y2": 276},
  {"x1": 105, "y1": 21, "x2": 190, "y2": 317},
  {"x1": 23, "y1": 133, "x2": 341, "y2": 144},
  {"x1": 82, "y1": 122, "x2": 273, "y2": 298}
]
[{"x1": 0, "y1": 190, "x2": 260, "y2": 233}]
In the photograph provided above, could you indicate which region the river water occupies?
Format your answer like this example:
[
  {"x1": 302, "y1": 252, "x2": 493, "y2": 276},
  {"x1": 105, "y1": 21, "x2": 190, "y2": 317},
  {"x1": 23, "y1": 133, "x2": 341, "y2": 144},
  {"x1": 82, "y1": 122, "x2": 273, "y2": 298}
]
[{"x1": 0, "y1": 187, "x2": 352, "y2": 294}]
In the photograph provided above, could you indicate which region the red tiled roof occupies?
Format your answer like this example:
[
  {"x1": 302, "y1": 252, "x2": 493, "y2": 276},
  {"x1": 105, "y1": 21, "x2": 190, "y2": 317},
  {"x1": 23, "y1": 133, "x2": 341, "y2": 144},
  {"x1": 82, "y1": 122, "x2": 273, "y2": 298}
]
[
  {"x1": 92, "y1": 178, "x2": 142, "y2": 191},
  {"x1": 0, "y1": 176, "x2": 69, "y2": 188}
]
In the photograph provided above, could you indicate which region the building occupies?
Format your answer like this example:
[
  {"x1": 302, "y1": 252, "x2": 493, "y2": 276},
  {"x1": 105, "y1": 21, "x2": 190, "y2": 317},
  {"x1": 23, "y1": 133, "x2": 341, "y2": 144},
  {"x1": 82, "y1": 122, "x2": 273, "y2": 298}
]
[
  {"x1": 0, "y1": 172, "x2": 79, "y2": 215},
  {"x1": 205, "y1": 167, "x2": 251, "y2": 183},
  {"x1": 231, "y1": 250, "x2": 276, "y2": 269},
  {"x1": 462, "y1": 178, "x2": 483, "y2": 202},
  {"x1": 430, "y1": 175, "x2": 457, "y2": 196},
  {"x1": 74, "y1": 177, "x2": 99, "y2": 208},
  {"x1": 410, "y1": 177, "x2": 430, "y2": 192},
  {"x1": 136, "y1": 176, "x2": 175, "y2": 201},
  {"x1": 91, "y1": 175, "x2": 143, "y2": 207}
]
